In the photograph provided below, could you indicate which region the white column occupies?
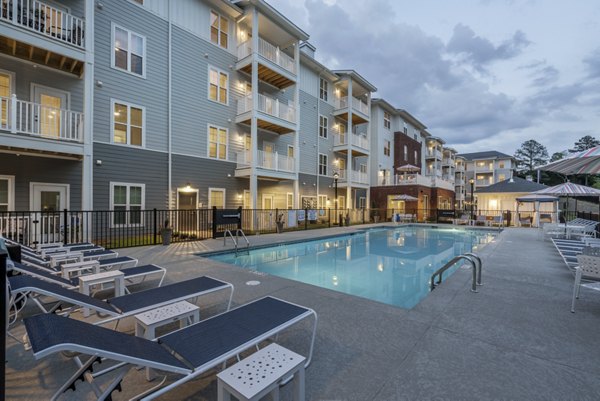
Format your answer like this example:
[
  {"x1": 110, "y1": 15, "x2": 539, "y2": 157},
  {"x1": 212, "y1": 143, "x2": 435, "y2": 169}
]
[
  {"x1": 346, "y1": 78, "x2": 352, "y2": 209},
  {"x1": 366, "y1": 91, "x2": 371, "y2": 209},
  {"x1": 293, "y1": 41, "x2": 300, "y2": 208},
  {"x1": 250, "y1": 7, "x2": 259, "y2": 211},
  {"x1": 81, "y1": 0, "x2": 94, "y2": 215}
]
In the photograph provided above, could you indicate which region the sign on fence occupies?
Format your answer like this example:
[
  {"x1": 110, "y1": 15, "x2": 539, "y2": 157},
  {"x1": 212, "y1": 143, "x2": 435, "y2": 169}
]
[
  {"x1": 212, "y1": 207, "x2": 242, "y2": 238},
  {"x1": 288, "y1": 210, "x2": 297, "y2": 228},
  {"x1": 297, "y1": 210, "x2": 306, "y2": 222},
  {"x1": 307, "y1": 209, "x2": 317, "y2": 221}
]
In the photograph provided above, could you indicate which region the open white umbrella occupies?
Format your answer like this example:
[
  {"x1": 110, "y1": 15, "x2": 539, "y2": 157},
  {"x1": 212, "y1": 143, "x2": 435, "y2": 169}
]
[
  {"x1": 396, "y1": 164, "x2": 421, "y2": 172},
  {"x1": 533, "y1": 182, "x2": 600, "y2": 225},
  {"x1": 392, "y1": 194, "x2": 419, "y2": 202},
  {"x1": 539, "y1": 146, "x2": 600, "y2": 175}
]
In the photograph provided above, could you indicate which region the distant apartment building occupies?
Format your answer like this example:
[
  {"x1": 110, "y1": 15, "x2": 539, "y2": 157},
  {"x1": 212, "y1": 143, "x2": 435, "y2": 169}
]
[
  {"x1": 369, "y1": 99, "x2": 455, "y2": 220},
  {"x1": 456, "y1": 151, "x2": 516, "y2": 208}
]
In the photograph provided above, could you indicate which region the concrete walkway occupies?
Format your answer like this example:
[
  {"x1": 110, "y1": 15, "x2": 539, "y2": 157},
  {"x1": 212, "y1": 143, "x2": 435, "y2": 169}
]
[{"x1": 5, "y1": 225, "x2": 600, "y2": 400}]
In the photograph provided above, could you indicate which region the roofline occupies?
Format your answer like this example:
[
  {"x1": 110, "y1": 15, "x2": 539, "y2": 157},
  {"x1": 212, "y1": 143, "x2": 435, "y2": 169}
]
[
  {"x1": 443, "y1": 147, "x2": 457, "y2": 153},
  {"x1": 299, "y1": 52, "x2": 338, "y2": 81},
  {"x1": 332, "y1": 69, "x2": 377, "y2": 92},
  {"x1": 219, "y1": 0, "x2": 244, "y2": 15},
  {"x1": 426, "y1": 136, "x2": 446, "y2": 145},
  {"x1": 234, "y1": 0, "x2": 310, "y2": 40},
  {"x1": 457, "y1": 152, "x2": 514, "y2": 161},
  {"x1": 397, "y1": 109, "x2": 427, "y2": 130},
  {"x1": 371, "y1": 98, "x2": 397, "y2": 113}
]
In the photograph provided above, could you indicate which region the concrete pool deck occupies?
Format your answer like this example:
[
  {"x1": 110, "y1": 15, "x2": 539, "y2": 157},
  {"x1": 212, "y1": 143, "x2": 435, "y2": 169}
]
[{"x1": 5, "y1": 225, "x2": 600, "y2": 400}]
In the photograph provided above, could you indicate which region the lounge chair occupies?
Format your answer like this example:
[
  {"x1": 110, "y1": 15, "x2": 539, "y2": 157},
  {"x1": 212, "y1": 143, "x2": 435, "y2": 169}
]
[
  {"x1": 518, "y1": 215, "x2": 532, "y2": 227},
  {"x1": 571, "y1": 254, "x2": 600, "y2": 312},
  {"x1": 489, "y1": 215, "x2": 503, "y2": 227},
  {"x1": 23, "y1": 296, "x2": 317, "y2": 401},
  {"x1": 8, "y1": 274, "x2": 233, "y2": 325},
  {"x1": 453, "y1": 214, "x2": 470, "y2": 225},
  {"x1": 10, "y1": 261, "x2": 166, "y2": 291},
  {"x1": 474, "y1": 215, "x2": 489, "y2": 226}
]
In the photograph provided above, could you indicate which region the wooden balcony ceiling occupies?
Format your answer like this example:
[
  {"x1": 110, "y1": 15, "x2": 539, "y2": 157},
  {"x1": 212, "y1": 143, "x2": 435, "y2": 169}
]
[
  {"x1": 0, "y1": 36, "x2": 83, "y2": 76},
  {"x1": 0, "y1": 144, "x2": 82, "y2": 160},
  {"x1": 237, "y1": 117, "x2": 294, "y2": 135},
  {"x1": 333, "y1": 111, "x2": 368, "y2": 125},
  {"x1": 333, "y1": 148, "x2": 369, "y2": 157},
  {"x1": 239, "y1": 63, "x2": 294, "y2": 89}
]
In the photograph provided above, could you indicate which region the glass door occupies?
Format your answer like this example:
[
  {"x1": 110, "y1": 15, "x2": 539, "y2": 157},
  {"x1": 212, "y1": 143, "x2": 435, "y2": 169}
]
[
  {"x1": 31, "y1": 183, "x2": 69, "y2": 245},
  {"x1": 177, "y1": 189, "x2": 198, "y2": 234},
  {"x1": 33, "y1": 85, "x2": 68, "y2": 138}
]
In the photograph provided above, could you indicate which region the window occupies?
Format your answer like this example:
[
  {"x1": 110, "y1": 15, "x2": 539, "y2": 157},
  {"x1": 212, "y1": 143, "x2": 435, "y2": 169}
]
[
  {"x1": 209, "y1": 188, "x2": 225, "y2": 209},
  {"x1": 0, "y1": 70, "x2": 13, "y2": 127},
  {"x1": 403, "y1": 145, "x2": 408, "y2": 161},
  {"x1": 208, "y1": 125, "x2": 228, "y2": 160},
  {"x1": 317, "y1": 194, "x2": 327, "y2": 209},
  {"x1": 112, "y1": 100, "x2": 144, "y2": 146},
  {"x1": 208, "y1": 66, "x2": 228, "y2": 104},
  {"x1": 110, "y1": 183, "x2": 144, "y2": 227},
  {"x1": 383, "y1": 111, "x2": 391, "y2": 130},
  {"x1": 498, "y1": 174, "x2": 506, "y2": 182},
  {"x1": 132, "y1": 0, "x2": 143, "y2": 4},
  {"x1": 383, "y1": 140, "x2": 390, "y2": 156},
  {"x1": 287, "y1": 145, "x2": 294, "y2": 159},
  {"x1": 499, "y1": 161, "x2": 505, "y2": 169},
  {"x1": 210, "y1": 10, "x2": 228, "y2": 49},
  {"x1": 319, "y1": 115, "x2": 328, "y2": 138},
  {"x1": 0, "y1": 175, "x2": 14, "y2": 211},
  {"x1": 319, "y1": 78, "x2": 328, "y2": 101},
  {"x1": 414, "y1": 150, "x2": 418, "y2": 165},
  {"x1": 112, "y1": 24, "x2": 145, "y2": 77},
  {"x1": 403, "y1": 125, "x2": 407, "y2": 135},
  {"x1": 359, "y1": 197, "x2": 366, "y2": 208},
  {"x1": 318, "y1": 153, "x2": 328, "y2": 176}
]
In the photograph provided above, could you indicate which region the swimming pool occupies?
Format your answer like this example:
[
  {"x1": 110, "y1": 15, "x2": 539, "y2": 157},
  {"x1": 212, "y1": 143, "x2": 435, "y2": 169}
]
[{"x1": 208, "y1": 226, "x2": 497, "y2": 308}]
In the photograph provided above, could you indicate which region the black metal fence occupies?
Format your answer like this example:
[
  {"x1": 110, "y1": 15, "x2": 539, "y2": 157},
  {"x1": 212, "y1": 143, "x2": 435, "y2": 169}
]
[{"x1": 1, "y1": 207, "x2": 597, "y2": 249}]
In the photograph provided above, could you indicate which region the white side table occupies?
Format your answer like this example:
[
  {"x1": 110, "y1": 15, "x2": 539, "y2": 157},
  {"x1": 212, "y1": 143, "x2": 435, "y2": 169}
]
[
  {"x1": 61, "y1": 260, "x2": 101, "y2": 279},
  {"x1": 78, "y1": 270, "x2": 125, "y2": 317},
  {"x1": 217, "y1": 343, "x2": 306, "y2": 401},
  {"x1": 134, "y1": 301, "x2": 200, "y2": 380}
]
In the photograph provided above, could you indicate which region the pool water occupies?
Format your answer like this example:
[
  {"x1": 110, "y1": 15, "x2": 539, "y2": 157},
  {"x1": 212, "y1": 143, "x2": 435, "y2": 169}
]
[{"x1": 209, "y1": 226, "x2": 497, "y2": 309}]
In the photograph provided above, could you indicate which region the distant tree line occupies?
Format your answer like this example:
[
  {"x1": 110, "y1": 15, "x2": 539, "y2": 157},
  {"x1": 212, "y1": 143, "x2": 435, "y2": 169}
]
[{"x1": 513, "y1": 135, "x2": 600, "y2": 187}]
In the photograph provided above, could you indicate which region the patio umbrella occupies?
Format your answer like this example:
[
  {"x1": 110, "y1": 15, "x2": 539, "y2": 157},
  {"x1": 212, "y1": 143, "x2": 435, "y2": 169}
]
[
  {"x1": 539, "y1": 146, "x2": 600, "y2": 175},
  {"x1": 392, "y1": 194, "x2": 419, "y2": 201},
  {"x1": 396, "y1": 164, "x2": 421, "y2": 172},
  {"x1": 533, "y1": 182, "x2": 600, "y2": 225}
]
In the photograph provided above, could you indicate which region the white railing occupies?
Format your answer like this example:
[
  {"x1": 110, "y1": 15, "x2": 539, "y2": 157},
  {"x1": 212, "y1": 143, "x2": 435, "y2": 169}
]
[
  {"x1": 0, "y1": 0, "x2": 85, "y2": 48},
  {"x1": 426, "y1": 149, "x2": 442, "y2": 159},
  {"x1": 475, "y1": 164, "x2": 493, "y2": 172},
  {"x1": 334, "y1": 96, "x2": 370, "y2": 117},
  {"x1": 236, "y1": 150, "x2": 295, "y2": 173},
  {"x1": 237, "y1": 37, "x2": 296, "y2": 74},
  {"x1": 391, "y1": 174, "x2": 433, "y2": 187},
  {"x1": 432, "y1": 177, "x2": 455, "y2": 191},
  {"x1": 1, "y1": 94, "x2": 83, "y2": 142},
  {"x1": 476, "y1": 179, "x2": 492, "y2": 186},
  {"x1": 333, "y1": 133, "x2": 369, "y2": 151},
  {"x1": 237, "y1": 93, "x2": 296, "y2": 124},
  {"x1": 442, "y1": 174, "x2": 454, "y2": 181},
  {"x1": 442, "y1": 158, "x2": 455, "y2": 166},
  {"x1": 455, "y1": 165, "x2": 465, "y2": 172},
  {"x1": 351, "y1": 170, "x2": 368, "y2": 184},
  {"x1": 455, "y1": 178, "x2": 465, "y2": 186}
]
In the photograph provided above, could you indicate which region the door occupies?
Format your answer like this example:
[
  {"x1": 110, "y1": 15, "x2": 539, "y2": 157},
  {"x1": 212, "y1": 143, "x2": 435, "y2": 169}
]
[
  {"x1": 0, "y1": 70, "x2": 13, "y2": 129},
  {"x1": 263, "y1": 142, "x2": 274, "y2": 169},
  {"x1": 31, "y1": 183, "x2": 69, "y2": 245},
  {"x1": 262, "y1": 194, "x2": 274, "y2": 209},
  {"x1": 32, "y1": 85, "x2": 69, "y2": 138},
  {"x1": 177, "y1": 189, "x2": 198, "y2": 234}
]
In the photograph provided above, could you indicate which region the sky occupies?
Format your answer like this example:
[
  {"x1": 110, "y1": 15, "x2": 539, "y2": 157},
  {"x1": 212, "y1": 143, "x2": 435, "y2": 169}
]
[{"x1": 268, "y1": 0, "x2": 600, "y2": 157}]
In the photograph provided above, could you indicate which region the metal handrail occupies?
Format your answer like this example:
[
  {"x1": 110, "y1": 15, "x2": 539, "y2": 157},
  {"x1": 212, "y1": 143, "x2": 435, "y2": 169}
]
[
  {"x1": 235, "y1": 229, "x2": 250, "y2": 254},
  {"x1": 223, "y1": 229, "x2": 237, "y2": 250},
  {"x1": 430, "y1": 253, "x2": 481, "y2": 292},
  {"x1": 464, "y1": 252, "x2": 483, "y2": 286}
]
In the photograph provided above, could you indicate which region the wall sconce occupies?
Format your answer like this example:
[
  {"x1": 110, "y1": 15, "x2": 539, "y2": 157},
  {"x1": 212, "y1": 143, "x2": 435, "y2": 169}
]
[
  {"x1": 95, "y1": 80, "x2": 103, "y2": 87},
  {"x1": 96, "y1": 159, "x2": 102, "y2": 166},
  {"x1": 182, "y1": 183, "x2": 193, "y2": 193},
  {"x1": 227, "y1": 173, "x2": 232, "y2": 178}
]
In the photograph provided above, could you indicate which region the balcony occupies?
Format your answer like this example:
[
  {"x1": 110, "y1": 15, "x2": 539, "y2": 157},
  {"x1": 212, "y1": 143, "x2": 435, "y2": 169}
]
[
  {"x1": 442, "y1": 158, "x2": 455, "y2": 166},
  {"x1": 455, "y1": 177, "x2": 465, "y2": 186},
  {"x1": 379, "y1": 174, "x2": 433, "y2": 187},
  {"x1": 476, "y1": 179, "x2": 492, "y2": 187},
  {"x1": 333, "y1": 95, "x2": 369, "y2": 124},
  {"x1": 475, "y1": 164, "x2": 494, "y2": 172},
  {"x1": 235, "y1": 150, "x2": 296, "y2": 180},
  {"x1": 337, "y1": 169, "x2": 368, "y2": 186},
  {"x1": 333, "y1": 132, "x2": 369, "y2": 156},
  {"x1": 0, "y1": 0, "x2": 85, "y2": 74},
  {"x1": 425, "y1": 149, "x2": 442, "y2": 160},
  {"x1": 442, "y1": 174, "x2": 454, "y2": 182},
  {"x1": 236, "y1": 93, "x2": 296, "y2": 134},
  {"x1": 237, "y1": 36, "x2": 296, "y2": 88},
  {"x1": 455, "y1": 193, "x2": 465, "y2": 201},
  {"x1": 431, "y1": 177, "x2": 455, "y2": 191},
  {"x1": 455, "y1": 164, "x2": 465, "y2": 172},
  {"x1": 0, "y1": 94, "x2": 84, "y2": 156}
]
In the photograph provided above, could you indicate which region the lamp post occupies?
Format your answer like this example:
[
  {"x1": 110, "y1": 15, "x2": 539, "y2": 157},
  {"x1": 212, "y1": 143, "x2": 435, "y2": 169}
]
[
  {"x1": 469, "y1": 178, "x2": 475, "y2": 220},
  {"x1": 333, "y1": 172, "x2": 339, "y2": 224}
]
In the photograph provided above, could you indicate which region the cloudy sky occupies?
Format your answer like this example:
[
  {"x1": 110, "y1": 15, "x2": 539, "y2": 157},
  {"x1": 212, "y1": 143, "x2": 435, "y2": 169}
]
[{"x1": 269, "y1": 0, "x2": 600, "y2": 157}]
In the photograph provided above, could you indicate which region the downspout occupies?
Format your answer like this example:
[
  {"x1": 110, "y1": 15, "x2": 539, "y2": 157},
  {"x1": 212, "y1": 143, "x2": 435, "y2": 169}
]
[{"x1": 167, "y1": 0, "x2": 172, "y2": 209}]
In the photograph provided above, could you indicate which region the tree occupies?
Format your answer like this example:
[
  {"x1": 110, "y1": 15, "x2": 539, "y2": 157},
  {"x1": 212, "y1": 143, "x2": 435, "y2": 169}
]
[
  {"x1": 514, "y1": 139, "x2": 549, "y2": 178},
  {"x1": 570, "y1": 135, "x2": 599, "y2": 153},
  {"x1": 550, "y1": 152, "x2": 565, "y2": 162}
]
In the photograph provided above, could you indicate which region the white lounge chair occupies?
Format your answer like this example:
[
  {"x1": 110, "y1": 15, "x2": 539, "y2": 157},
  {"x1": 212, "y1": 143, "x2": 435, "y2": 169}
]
[{"x1": 571, "y1": 254, "x2": 600, "y2": 312}]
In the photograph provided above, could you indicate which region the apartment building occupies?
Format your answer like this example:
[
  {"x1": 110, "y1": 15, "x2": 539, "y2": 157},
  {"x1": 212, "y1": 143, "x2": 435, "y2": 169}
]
[
  {"x1": 0, "y1": 0, "x2": 377, "y2": 229},
  {"x1": 457, "y1": 151, "x2": 516, "y2": 207},
  {"x1": 369, "y1": 99, "x2": 455, "y2": 220}
]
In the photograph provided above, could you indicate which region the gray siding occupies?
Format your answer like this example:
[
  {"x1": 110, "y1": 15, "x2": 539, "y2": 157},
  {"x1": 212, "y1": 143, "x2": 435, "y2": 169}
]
[
  {"x1": 93, "y1": 143, "x2": 168, "y2": 209},
  {"x1": 93, "y1": 0, "x2": 169, "y2": 151},
  {"x1": 298, "y1": 90, "x2": 318, "y2": 174},
  {"x1": 0, "y1": 154, "x2": 82, "y2": 210}
]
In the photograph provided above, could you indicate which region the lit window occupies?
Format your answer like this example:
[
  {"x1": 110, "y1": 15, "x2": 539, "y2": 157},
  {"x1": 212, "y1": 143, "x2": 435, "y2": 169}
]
[
  {"x1": 209, "y1": 66, "x2": 228, "y2": 104},
  {"x1": 112, "y1": 100, "x2": 144, "y2": 147},
  {"x1": 319, "y1": 115, "x2": 328, "y2": 138},
  {"x1": 210, "y1": 11, "x2": 228, "y2": 49},
  {"x1": 209, "y1": 188, "x2": 226, "y2": 209},
  {"x1": 384, "y1": 140, "x2": 390, "y2": 156},
  {"x1": 113, "y1": 25, "x2": 145, "y2": 77},
  {"x1": 110, "y1": 182, "x2": 144, "y2": 227},
  {"x1": 208, "y1": 125, "x2": 228, "y2": 160}
]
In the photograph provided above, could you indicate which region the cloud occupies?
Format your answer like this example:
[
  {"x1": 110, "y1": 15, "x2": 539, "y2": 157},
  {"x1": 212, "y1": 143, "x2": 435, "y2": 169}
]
[
  {"x1": 446, "y1": 24, "x2": 530, "y2": 73},
  {"x1": 583, "y1": 47, "x2": 600, "y2": 79},
  {"x1": 518, "y1": 59, "x2": 560, "y2": 87}
]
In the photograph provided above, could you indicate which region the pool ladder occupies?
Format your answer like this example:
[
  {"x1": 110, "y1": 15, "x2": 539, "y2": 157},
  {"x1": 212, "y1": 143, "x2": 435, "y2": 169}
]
[
  {"x1": 224, "y1": 229, "x2": 250, "y2": 255},
  {"x1": 430, "y1": 253, "x2": 482, "y2": 292}
]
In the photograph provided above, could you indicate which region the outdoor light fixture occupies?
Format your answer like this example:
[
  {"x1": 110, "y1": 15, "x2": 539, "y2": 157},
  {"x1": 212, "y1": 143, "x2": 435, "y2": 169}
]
[
  {"x1": 333, "y1": 172, "x2": 339, "y2": 224},
  {"x1": 469, "y1": 178, "x2": 475, "y2": 220},
  {"x1": 183, "y1": 183, "x2": 193, "y2": 193}
]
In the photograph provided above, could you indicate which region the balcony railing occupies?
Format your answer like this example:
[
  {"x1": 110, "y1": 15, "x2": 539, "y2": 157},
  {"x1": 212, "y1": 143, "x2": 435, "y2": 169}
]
[
  {"x1": 476, "y1": 179, "x2": 492, "y2": 186},
  {"x1": 237, "y1": 93, "x2": 296, "y2": 124},
  {"x1": 0, "y1": 0, "x2": 85, "y2": 48},
  {"x1": 351, "y1": 170, "x2": 368, "y2": 184},
  {"x1": 334, "y1": 96, "x2": 369, "y2": 116},
  {"x1": 1, "y1": 94, "x2": 83, "y2": 142},
  {"x1": 455, "y1": 165, "x2": 465, "y2": 172},
  {"x1": 237, "y1": 36, "x2": 296, "y2": 74},
  {"x1": 378, "y1": 174, "x2": 433, "y2": 186},
  {"x1": 442, "y1": 174, "x2": 454, "y2": 181},
  {"x1": 442, "y1": 158, "x2": 455, "y2": 166},
  {"x1": 475, "y1": 164, "x2": 494, "y2": 172},
  {"x1": 333, "y1": 132, "x2": 369, "y2": 150},
  {"x1": 236, "y1": 150, "x2": 295, "y2": 173},
  {"x1": 426, "y1": 149, "x2": 442, "y2": 159}
]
